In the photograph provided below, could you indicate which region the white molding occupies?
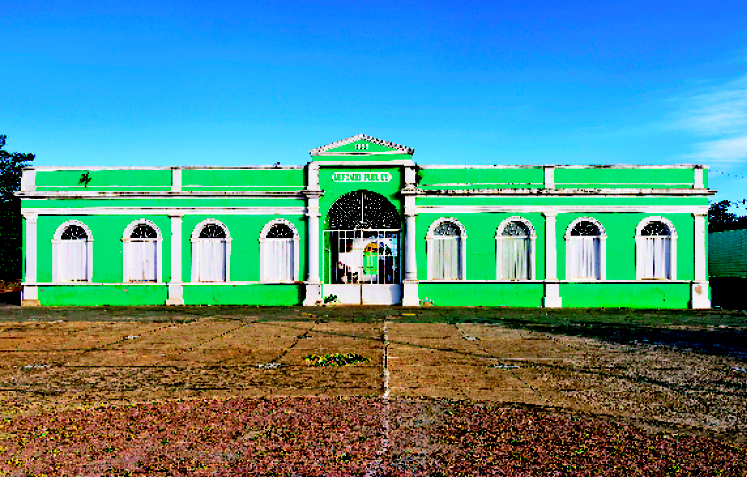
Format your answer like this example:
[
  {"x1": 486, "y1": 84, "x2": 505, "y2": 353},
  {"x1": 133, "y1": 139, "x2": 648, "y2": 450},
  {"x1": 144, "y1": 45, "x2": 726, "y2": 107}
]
[
  {"x1": 190, "y1": 219, "x2": 232, "y2": 283},
  {"x1": 495, "y1": 216, "x2": 537, "y2": 280},
  {"x1": 416, "y1": 205, "x2": 709, "y2": 215},
  {"x1": 52, "y1": 220, "x2": 94, "y2": 283},
  {"x1": 121, "y1": 219, "x2": 164, "y2": 283},
  {"x1": 25, "y1": 165, "x2": 304, "y2": 171},
  {"x1": 308, "y1": 160, "x2": 416, "y2": 167},
  {"x1": 417, "y1": 188, "x2": 712, "y2": 196},
  {"x1": 259, "y1": 219, "x2": 301, "y2": 282},
  {"x1": 17, "y1": 191, "x2": 305, "y2": 198},
  {"x1": 25, "y1": 279, "x2": 696, "y2": 286},
  {"x1": 564, "y1": 217, "x2": 607, "y2": 281},
  {"x1": 417, "y1": 164, "x2": 706, "y2": 170},
  {"x1": 20, "y1": 207, "x2": 306, "y2": 216}
]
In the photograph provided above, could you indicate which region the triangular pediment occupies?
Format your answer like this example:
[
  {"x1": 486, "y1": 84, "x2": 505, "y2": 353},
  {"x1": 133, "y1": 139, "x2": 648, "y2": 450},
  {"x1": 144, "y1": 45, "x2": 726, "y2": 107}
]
[{"x1": 310, "y1": 134, "x2": 414, "y2": 157}]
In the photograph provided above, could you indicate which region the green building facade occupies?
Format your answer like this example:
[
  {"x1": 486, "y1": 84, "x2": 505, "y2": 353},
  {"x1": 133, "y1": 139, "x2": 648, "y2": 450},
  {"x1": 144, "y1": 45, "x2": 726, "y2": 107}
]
[{"x1": 18, "y1": 135, "x2": 712, "y2": 308}]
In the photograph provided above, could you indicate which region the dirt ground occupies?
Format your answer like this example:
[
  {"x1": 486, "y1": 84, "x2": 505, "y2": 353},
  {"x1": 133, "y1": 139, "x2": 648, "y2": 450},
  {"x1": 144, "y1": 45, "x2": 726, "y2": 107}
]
[{"x1": 1, "y1": 306, "x2": 745, "y2": 444}]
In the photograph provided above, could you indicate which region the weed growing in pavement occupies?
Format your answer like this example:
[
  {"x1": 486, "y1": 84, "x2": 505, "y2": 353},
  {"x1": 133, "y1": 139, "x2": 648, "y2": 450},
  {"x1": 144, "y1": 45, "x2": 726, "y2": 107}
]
[{"x1": 303, "y1": 353, "x2": 370, "y2": 366}]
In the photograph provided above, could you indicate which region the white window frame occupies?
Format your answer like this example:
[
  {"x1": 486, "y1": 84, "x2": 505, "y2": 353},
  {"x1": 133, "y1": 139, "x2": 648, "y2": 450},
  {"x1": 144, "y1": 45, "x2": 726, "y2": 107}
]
[
  {"x1": 52, "y1": 220, "x2": 94, "y2": 283},
  {"x1": 122, "y1": 219, "x2": 163, "y2": 283},
  {"x1": 635, "y1": 216, "x2": 677, "y2": 280},
  {"x1": 426, "y1": 217, "x2": 467, "y2": 280},
  {"x1": 564, "y1": 217, "x2": 607, "y2": 281},
  {"x1": 496, "y1": 216, "x2": 536, "y2": 280},
  {"x1": 190, "y1": 219, "x2": 232, "y2": 283},
  {"x1": 259, "y1": 218, "x2": 300, "y2": 283}
]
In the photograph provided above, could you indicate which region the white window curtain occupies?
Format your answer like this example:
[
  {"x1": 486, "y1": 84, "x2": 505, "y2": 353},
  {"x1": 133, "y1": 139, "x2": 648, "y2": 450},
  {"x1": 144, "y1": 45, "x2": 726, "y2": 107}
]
[
  {"x1": 196, "y1": 239, "x2": 227, "y2": 282},
  {"x1": 264, "y1": 238, "x2": 294, "y2": 281},
  {"x1": 127, "y1": 240, "x2": 158, "y2": 282},
  {"x1": 642, "y1": 236, "x2": 671, "y2": 279},
  {"x1": 432, "y1": 237, "x2": 460, "y2": 279},
  {"x1": 501, "y1": 237, "x2": 529, "y2": 280},
  {"x1": 568, "y1": 236, "x2": 600, "y2": 279},
  {"x1": 58, "y1": 240, "x2": 89, "y2": 281}
]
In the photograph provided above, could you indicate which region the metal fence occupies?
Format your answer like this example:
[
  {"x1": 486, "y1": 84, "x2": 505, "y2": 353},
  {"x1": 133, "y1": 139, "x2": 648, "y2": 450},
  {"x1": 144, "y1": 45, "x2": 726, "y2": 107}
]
[{"x1": 323, "y1": 229, "x2": 400, "y2": 285}]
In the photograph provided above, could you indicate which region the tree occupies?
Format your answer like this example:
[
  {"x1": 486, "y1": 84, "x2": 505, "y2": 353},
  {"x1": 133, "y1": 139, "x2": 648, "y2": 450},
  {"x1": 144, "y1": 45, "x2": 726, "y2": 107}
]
[
  {"x1": 708, "y1": 199, "x2": 747, "y2": 233},
  {"x1": 0, "y1": 135, "x2": 35, "y2": 280}
]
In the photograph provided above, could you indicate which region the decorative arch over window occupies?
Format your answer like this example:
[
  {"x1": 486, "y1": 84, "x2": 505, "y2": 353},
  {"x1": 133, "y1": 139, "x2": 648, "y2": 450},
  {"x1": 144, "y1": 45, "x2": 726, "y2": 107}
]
[
  {"x1": 635, "y1": 217, "x2": 677, "y2": 280},
  {"x1": 426, "y1": 217, "x2": 467, "y2": 280},
  {"x1": 259, "y1": 219, "x2": 300, "y2": 282},
  {"x1": 564, "y1": 217, "x2": 607, "y2": 280},
  {"x1": 52, "y1": 220, "x2": 93, "y2": 282},
  {"x1": 191, "y1": 219, "x2": 231, "y2": 282},
  {"x1": 122, "y1": 219, "x2": 163, "y2": 283},
  {"x1": 496, "y1": 216, "x2": 537, "y2": 280}
]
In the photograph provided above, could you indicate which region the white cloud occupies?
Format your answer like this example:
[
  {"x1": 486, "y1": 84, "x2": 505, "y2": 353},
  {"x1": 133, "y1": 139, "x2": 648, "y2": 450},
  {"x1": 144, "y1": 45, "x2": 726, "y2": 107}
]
[{"x1": 680, "y1": 76, "x2": 747, "y2": 165}]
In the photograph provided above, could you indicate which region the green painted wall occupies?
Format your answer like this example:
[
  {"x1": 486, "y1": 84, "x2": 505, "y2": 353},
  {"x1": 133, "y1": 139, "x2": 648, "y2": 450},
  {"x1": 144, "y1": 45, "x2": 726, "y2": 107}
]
[
  {"x1": 559, "y1": 283, "x2": 691, "y2": 308},
  {"x1": 180, "y1": 215, "x2": 306, "y2": 282},
  {"x1": 418, "y1": 167, "x2": 544, "y2": 190},
  {"x1": 415, "y1": 212, "x2": 546, "y2": 281},
  {"x1": 419, "y1": 283, "x2": 544, "y2": 306},
  {"x1": 554, "y1": 213, "x2": 694, "y2": 280},
  {"x1": 183, "y1": 284, "x2": 303, "y2": 305},
  {"x1": 36, "y1": 215, "x2": 173, "y2": 283},
  {"x1": 35, "y1": 169, "x2": 172, "y2": 191},
  {"x1": 38, "y1": 285, "x2": 167, "y2": 306},
  {"x1": 182, "y1": 168, "x2": 304, "y2": 191},
  {"x1": 554, "y1": 167, "x2": 696, "y2": 189}
]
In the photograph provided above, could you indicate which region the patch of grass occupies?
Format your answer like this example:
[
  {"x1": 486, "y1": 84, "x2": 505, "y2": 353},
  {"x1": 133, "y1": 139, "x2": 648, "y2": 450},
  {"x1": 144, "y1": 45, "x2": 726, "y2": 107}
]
[{"x1": 303, "y1": 353, "x2": 370, "y2": 366}]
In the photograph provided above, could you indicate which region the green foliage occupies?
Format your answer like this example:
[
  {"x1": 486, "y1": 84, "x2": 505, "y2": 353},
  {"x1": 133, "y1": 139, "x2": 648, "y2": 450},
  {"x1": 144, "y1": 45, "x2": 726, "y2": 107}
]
[
  {"x1": 303, "y1": 353, "x2": 370, "y2": 366},
  {"x1": 323, "y1": 294, "x2": 338, "y2": 304},
  {"x1": 0, "y1": 135, "x2": 34, "y2": 279},
  {"x1": 708, "y1": 199, "x2": 747, "y2": 233}
]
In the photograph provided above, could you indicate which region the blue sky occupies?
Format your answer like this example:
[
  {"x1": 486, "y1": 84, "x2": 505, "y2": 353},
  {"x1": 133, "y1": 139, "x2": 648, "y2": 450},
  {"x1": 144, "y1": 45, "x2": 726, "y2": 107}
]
[{"x1": 3, "y1": 1, "x2": 747, "y2": 204}]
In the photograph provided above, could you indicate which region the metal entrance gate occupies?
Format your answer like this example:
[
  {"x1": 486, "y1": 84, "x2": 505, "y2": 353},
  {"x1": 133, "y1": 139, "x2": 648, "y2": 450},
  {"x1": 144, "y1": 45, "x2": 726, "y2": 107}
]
[{"x1": 323, "y1": 229, "x2": 401, "y2": 304}]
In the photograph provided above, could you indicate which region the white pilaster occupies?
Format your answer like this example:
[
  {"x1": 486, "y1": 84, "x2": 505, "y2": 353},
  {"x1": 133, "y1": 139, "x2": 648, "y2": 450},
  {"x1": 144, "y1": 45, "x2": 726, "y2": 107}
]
[
  {"x1": 171, "y1": 168, "x2": 182, "y2": 192},
  {"x1": 402, "y1": 194, "x2": 419, "y2": 306},
  {"x1": 22, "y1": 212, "x2": 40, "y2": 305},
  {"x1": 543, "y1": 165, "x2": 555, "y2": 189},
  {"x1": 166, "y1": 213, "x2": 184, "y2": 305},
  {"x1": 694, "y1": 166, "x2": 704, "y2": 189},
  {"x1": 303, "y1": 184, "x2": 323, "y2": 306},
  {"x1": 21, "y1": 169, "x2": 36, "y2": 192},
  {"x1": 692, "y1": 213, "x2": 709, "y2": 308},
  {"x1": 543, "y1": 211, "x2": 562, "y2": 307}
]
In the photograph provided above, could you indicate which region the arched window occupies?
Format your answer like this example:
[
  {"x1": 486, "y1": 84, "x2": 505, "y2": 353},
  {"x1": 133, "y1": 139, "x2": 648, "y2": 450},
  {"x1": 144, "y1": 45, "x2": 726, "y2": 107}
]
[
  {"x1": 496, "y1": 217, "x2": 536, "y2": 280},
  {"x1": 260, "y1": 219, "x2": 300, "y2": 282},
  {"x1": 427, "y1": 218, "x2": 466, "y2": 280},
  {"x1": 53, "y1": 221, "x2": 93, "y2": 282},
  {"x1": 565, "y1": 218, "x2": 606, "y2": 280},
  {"x1": 191, "y1": 219, "x2": 231, "y2": 282},
  {"x1": 636, "y1": 217, "x2": 677, "y2": 280},
  {"x1": 123, "y1": 220, "x2": 162, "y2": 283}
]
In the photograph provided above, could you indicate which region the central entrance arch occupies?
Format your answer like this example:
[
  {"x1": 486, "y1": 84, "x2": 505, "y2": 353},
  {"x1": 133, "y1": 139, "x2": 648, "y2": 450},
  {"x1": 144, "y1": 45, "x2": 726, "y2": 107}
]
[{"x1": 323, "y1": 190, "x2": 402, "y2": 304}]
